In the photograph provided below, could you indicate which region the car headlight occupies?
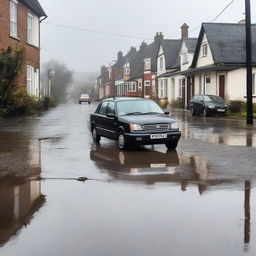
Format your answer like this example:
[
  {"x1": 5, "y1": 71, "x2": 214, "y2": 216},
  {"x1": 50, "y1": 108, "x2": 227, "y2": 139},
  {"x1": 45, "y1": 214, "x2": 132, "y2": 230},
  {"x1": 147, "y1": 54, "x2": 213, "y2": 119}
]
[
  {"x1": 207, "y1": 104, "x2": 215, "y2": 109},
  {"x1": 130, "y1": 123, "x2": 143, "y2": 131},
  {"x1": 170, "y1": 122, "x2": 179, "y2": 130}
]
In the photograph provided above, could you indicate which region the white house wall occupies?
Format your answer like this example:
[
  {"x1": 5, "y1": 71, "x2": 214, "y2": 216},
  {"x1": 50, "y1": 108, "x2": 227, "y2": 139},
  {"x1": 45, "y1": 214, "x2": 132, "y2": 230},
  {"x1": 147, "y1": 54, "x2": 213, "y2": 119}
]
[
  {"x1": 196, "y1": 34, "x2": 214, "y2": 68},
  {"x1": 157, "y1": 46, "x2": 166, "y2": 76},
  {"x1": 180, "y1": 41, "x2": 194, "y2": 72},
  {"x1": 227, "y1": 68, "x2": 256, "y2": 102}
]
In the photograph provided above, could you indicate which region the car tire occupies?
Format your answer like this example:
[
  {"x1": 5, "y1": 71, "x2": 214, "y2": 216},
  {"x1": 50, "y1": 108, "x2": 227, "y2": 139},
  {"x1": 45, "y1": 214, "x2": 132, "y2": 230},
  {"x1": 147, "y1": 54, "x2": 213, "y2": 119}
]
[
  {"x1": 203, "y1": 108, "x2": 209, "y2": 117},
  {"x1": 92, "y1": 126, "x2": 101, "y2": 143},
  {"x1": 165, "y1": 141, "x2": 178, "y2": 150},
  {"x1": 191, "y1": 107, "x2": 195, "y2": 116},
  {"x1": 79, "y1": 101, "x2": 81, "y2": 104},
  {"x1": 117, "y1": 132, "x2": 129, "y2": 150},
  {"x1": 88, "y1": 101, "x2": 91, "y2": 105}
]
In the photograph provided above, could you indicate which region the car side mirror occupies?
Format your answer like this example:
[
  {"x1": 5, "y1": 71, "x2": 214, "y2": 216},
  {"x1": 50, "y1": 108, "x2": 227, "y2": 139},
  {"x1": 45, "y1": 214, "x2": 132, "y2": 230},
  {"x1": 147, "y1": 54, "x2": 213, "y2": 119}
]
[
  {"x1": 163, "y1": 109, "x2": 170, "y2": 115},
  {"x1": 107, "y1": 113, "x2": 115, "y2": 118}
]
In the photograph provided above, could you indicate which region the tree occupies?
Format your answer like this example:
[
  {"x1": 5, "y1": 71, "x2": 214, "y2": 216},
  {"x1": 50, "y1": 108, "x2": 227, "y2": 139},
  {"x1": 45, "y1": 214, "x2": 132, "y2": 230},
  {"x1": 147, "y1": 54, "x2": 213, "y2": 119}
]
[{"x1": 0, "y1": 47, "x2": 24, "y2": 110}]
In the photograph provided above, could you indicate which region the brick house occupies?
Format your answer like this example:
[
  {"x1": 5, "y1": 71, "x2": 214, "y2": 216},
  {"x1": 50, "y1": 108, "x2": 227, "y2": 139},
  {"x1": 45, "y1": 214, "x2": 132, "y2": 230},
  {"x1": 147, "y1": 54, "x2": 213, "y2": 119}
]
[{"x1": 0, "y1": 0, "x2": 47, "y2": 97}]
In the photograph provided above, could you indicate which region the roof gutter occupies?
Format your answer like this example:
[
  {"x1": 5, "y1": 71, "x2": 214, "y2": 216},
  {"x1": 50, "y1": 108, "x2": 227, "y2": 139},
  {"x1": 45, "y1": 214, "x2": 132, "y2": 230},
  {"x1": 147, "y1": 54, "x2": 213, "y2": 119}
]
[{"x1": 40, "y1": 15, "x2": 48, "y2": 23}]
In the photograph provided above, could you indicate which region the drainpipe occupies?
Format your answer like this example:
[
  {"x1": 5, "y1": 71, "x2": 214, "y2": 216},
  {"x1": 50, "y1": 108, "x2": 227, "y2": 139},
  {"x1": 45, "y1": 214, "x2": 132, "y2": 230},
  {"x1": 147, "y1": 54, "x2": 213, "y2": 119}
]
[{"x1": 38, "y1": 15, "x2": 48, "y2": 99}]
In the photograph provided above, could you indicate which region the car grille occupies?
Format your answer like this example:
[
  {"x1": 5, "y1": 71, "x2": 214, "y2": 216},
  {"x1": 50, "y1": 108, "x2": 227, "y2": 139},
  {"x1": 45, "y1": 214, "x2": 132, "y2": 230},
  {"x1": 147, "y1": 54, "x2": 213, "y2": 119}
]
[{"x1": 143, "y1": 124, "x2": 169, "y2": 132}]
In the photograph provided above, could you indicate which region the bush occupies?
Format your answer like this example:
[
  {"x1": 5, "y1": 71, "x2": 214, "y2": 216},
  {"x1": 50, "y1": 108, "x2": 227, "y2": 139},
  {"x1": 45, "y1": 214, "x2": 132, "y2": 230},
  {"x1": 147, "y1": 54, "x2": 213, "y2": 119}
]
[
  {"x1": 228, "y1": 100, "x2": 246, "y2": 113},
  {"x1": 171, "y1": 98, "x2": 183, "y2": 109}
]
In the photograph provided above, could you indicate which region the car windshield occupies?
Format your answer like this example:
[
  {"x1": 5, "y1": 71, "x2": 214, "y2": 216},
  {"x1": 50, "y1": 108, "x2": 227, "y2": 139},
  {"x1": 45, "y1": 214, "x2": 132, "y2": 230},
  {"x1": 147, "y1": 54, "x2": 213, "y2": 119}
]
[
  {"x1": 204, "y1": 95, "x2": 224, "y2": 102},
  {"x1": 81, "y1": 94, "x2": 89, "y2": 97},
  {"x1": 117, "y1": 100, "x2": 164, "y2": 116}
]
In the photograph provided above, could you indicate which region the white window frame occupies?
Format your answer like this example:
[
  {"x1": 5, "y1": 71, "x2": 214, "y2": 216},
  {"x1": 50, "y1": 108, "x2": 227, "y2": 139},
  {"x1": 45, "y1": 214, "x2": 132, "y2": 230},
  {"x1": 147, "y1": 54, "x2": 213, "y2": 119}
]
[
  {"x1": 144, "y1": 80, "x2": 150, "y2": 87},
  {"x1": 27, "y1": 65, "x2": 34, "y2": 95},
  {"x1": 144, "y1": 58, "x2": 151, "y2": 71},
  {"x1": 138, "y1": 82, "x2": 142, "y2": 91},
  {"x1": 182, "y1": 52, "x2": 188, "y2": 64},
  {"x1": 178, "y1": 79, "x2": 182, "y2": 98},
  {"x1": 160, "y1": 57, "x2": 164, "y2": 70},
  {"x1": 253, "y1": 73, "x2": 256, "y2": 96},
  {"x1": 27, "y1": 13, "x2": 33, "y2": 44},
  {"x1": 10, "y1": 0, "x2": 18, "y2": 38},
  {"x1": 159, "y1": 80, "x2": 164, "y2": 99},
  {"x1": 202, "y1": 43, "x2": 208, "y2": 57}
]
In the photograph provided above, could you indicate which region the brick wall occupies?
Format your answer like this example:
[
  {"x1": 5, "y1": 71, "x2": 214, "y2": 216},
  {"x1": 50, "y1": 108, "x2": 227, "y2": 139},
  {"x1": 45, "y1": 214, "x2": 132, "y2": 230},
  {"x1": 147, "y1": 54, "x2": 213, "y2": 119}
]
[{"x1": 0, "y1": 0, "x2": 40, "y2": 88}]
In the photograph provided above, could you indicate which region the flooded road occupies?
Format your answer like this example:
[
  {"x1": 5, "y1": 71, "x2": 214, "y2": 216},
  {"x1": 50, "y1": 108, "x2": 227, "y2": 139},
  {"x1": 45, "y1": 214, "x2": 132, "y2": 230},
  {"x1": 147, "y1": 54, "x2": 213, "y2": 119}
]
[{"x1": 0, "y1": 103, "x2": 256, "y2": 256}]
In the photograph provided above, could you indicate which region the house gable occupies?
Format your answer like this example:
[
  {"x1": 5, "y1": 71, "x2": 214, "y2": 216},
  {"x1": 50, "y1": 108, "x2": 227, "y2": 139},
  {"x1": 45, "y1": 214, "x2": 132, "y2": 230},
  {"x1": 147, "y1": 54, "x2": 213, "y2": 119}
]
[
  {"x1": 157, "y1": 45, "x2": 166, "y2": 76},
  {"x1": 196, "y1": 33, "x2": 214, "y2": 68}
]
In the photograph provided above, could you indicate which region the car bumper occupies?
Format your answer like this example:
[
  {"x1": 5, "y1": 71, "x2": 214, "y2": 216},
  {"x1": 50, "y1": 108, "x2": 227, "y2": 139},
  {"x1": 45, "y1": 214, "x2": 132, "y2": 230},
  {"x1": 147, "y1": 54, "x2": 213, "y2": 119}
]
[
  {"x1": 80, "y1": 99, "x2": 91, "y2": 102},
  {"x1": 207, "y1": 108, "x2": 227, "y2": 114},
  {"x1": 124, "y1": 131, "x2": 181, "y2": 145}
]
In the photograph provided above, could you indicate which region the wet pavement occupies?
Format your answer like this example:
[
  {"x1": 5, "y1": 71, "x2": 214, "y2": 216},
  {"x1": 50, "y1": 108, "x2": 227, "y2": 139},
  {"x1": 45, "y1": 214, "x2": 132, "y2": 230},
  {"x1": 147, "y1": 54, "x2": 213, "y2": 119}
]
[{"x1": 0, "y1": 103, "x2": 256, "y2": 256}]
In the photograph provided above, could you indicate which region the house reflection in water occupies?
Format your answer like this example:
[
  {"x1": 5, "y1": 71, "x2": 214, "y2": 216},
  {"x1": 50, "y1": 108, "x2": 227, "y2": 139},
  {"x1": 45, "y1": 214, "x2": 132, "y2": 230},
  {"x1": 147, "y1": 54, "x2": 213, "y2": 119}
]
[{"x1": 0, "y1": 132, "x2": 45, "y2": 246}]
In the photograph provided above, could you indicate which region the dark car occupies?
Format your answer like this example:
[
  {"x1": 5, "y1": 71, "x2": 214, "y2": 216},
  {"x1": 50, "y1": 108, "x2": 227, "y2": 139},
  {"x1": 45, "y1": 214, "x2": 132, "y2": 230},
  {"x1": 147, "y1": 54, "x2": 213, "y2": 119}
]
[
  {"x1": 190, "y1": 95, "x2": 228, "y2": 116},
  {"x1": 90, "y1": 97, "x2": 181, "y2": 150}
]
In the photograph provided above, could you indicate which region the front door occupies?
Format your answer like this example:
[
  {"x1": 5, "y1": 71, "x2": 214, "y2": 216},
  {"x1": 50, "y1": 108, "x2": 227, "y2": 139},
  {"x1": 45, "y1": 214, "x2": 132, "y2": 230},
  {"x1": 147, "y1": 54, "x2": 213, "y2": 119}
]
[{"x1": 219, "y1": 75, "x2": 225, "y2": 99}]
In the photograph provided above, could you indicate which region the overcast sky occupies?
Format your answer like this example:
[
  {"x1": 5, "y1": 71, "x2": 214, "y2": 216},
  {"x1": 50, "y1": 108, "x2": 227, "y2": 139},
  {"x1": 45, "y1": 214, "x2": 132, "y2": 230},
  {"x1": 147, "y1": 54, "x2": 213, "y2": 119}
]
[{"x1": 40, "y1": 0, "x2": 256, "y2": 74}]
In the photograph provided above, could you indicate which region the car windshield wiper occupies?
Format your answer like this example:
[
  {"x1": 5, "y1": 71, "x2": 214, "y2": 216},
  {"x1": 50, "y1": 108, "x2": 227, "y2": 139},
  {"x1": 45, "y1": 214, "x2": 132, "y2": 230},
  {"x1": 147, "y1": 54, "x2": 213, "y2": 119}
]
[
  {"x1": 143, "y1": 112, "x2": 162, "y2": 115},
  {"x1": 124, "y1": 112, "x2": 144, "y2": 116}
]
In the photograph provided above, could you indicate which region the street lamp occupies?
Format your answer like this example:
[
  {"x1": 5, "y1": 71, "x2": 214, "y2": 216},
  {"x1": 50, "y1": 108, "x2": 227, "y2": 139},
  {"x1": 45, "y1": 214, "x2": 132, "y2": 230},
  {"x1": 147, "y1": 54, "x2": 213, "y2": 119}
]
[
  {"x1": 245, "y1": 0, "x2": 253, "y2": 125},
  {"x1": 48, "y1": 68, "x2": 56, "y2": 97}
]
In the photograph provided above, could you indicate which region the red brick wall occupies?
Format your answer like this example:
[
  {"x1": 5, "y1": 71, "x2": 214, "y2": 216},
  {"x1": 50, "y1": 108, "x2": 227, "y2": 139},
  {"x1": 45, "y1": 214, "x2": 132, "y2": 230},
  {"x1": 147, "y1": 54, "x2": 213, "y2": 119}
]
[
  {"x1": 144, "y1": 73, "x2": 157, "y2": 99},
  {"x1": 0, "y1": 0, "x2": 40, "y2": 88}
]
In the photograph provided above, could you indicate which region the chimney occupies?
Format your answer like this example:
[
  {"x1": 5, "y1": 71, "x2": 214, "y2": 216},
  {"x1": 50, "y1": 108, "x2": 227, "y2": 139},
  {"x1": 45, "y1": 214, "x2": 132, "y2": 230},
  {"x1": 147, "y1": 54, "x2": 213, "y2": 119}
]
[
  {"x1": 140, "y1": 41, "x2": 147, "y2": 50},
  {"x1": 181, "y1": 23, "x2": 189, "y2": 39},
  {"x1": 117, "y1": 51, "x2": 123, "y2": 61},
  {"x1": 129, "y1": 46, "x2": 136, "y2": 54},
  {"x1": 154, "y1": 32, "x2": 164, "y2": 42}
]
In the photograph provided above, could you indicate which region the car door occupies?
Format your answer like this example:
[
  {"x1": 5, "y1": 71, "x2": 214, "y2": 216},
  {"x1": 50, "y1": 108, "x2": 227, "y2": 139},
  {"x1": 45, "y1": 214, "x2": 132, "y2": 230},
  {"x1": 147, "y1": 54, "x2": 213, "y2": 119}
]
[
  {"x1": 192, "y1": 96, "x2": 200, "y2": 113},
  {"x1": 197, "y1": 95, "x2": 205, "y2": 114},
  {"x1": 95, "y1": 101, "x2": 108, "y2": 137},
  {"x1": 105, "y1": 101, "x2": 118, "y2": 139}
]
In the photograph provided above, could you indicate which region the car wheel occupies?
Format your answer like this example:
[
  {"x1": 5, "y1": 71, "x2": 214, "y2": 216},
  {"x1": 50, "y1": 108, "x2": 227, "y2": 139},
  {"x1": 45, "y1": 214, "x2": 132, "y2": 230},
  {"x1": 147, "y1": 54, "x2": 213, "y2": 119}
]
[
  {"x1": 165, "y1": 141, "x2": 178, "y2": 150},
  {"x1": 92, "y1": 126, "x2": 101, "y2": 143},
  {"x1": 203, "y1": 108, "x2": 208, "y2": 117},
  {"x1": 191, "y1": 107, "x2": 195, "y2": 116},
  {"x1": 88, "y1": 101, "x2": 91, "y2": 105},
  {"x1": 79, "y1": 101, "x2": 81, "y2": 104},
  {"x1": 117, "y1": 132, "x2": 129, "y2": 150}
]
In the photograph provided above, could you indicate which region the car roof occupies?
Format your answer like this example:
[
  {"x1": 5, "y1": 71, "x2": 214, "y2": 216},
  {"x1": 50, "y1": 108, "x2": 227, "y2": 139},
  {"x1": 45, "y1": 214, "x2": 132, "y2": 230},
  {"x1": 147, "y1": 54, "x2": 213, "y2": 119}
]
[{"x1": 103, "y1": 97, "x2": 153, "y2": 102}]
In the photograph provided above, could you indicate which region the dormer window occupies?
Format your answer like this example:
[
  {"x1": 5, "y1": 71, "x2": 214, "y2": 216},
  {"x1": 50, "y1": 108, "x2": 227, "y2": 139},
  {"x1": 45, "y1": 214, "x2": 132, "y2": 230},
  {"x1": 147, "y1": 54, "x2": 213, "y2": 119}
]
[
  {"x1": 144, "y1": 58, "x2": 151, "y2": 71},
  {"x1": 202, "y1": 43, "x2": 208, "y2": 57},
  {"x1": 160, "y1": 56, "x2": 164, "y2": 70},
  {"x1": 124, "y1": 63, "x2": 130, "y2": 76},
  {"x1": 182, "y1": 52, "x2": 188, "y2": 64}
]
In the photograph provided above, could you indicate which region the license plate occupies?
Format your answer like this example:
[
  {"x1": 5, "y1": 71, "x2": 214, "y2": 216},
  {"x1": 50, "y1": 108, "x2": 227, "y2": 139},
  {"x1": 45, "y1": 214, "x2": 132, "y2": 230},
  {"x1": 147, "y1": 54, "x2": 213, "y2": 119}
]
[
  {"x1": 150, "y1": 134, "x2": 168, "y2": 139},
  {"x1": 217, "y1": 109, "x2": 225, "y2": 112},
  {"x1": 150, "y1": 163, "x2": 166, "y2": 168}
]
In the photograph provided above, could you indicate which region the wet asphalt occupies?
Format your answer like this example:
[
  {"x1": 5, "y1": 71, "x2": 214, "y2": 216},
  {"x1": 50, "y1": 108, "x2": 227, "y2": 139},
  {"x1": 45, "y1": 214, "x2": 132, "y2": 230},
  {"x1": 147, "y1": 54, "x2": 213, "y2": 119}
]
[{"x1": 0, "y1": 102, "x2": 256, "y2": 256}]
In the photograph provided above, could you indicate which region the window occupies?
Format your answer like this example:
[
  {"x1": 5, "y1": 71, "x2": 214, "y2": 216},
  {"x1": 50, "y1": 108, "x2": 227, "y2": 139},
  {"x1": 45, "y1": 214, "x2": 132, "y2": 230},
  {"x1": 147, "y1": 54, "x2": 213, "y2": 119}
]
[
  {"x1": 138, "y1": 82, "x2": 142, "y2": 91},
  {"x1": 253, "y1": 74, "x2": 256, "y2": 95},
  {"x1": 205, "y1": 76, "x2": 211, "y2": 84},
  {"x1": 159, "y1": 80, "x2": 164, "y2": 98},
  {"x1": 132, "y1": 83, "x2": 136, "y2": 92},
  {"x1": 164, "y1": 79, "x2": 168, "y2": 97},
  {"x1": 144, "y1": 58, "x2": 151, "y2": 71},
  {"x1": 202, "y1": 43, "x2": 208, "y2": 57},
  {"x1": 27, "y1": 12, "x2": 39, "y2": 46},
  {"x1": 182, "y1": 52, "x2": 188, "y2": 64},
  {"x1": 106, "y1": 102, "x2": 115, "y2": 116},
  {"x1": 160, "y1": 56, "x2": 164, "y2": 70},
  {"x1": 98, "y1": 101, "x2": 108, "y2": 115},
  {"x1": 27, "y1": 65, "x2": 34, "y2": 95},
  {"x1": 10, "y1": 0, "x2": 18, "y2": 38},
  {"x1": 178, "y1": 79, "x2": 182, "y2": 98},
  {"x1": 144, "y1": 81, "x2": 150, "y2": 86},
  {"x1": 27, "y1": 14, "x2": 33, "y2": 44}
]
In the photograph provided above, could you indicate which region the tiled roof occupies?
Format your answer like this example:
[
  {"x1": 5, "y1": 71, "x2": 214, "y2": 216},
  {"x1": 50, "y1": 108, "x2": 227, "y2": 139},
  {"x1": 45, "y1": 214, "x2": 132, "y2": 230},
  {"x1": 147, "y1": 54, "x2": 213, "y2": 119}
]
[
  {"x1": 184, "y1": 38, "x2": 197, "y2": 53},
  {"x1": 22, "y1": 0, "x2": 47, "y2": 17},
  {"x1": 192, "y1": 23, "x2": 256, "y2": 67},
  {"x1": 161, "y1": 39, "x2": 182, "y2": 69}
]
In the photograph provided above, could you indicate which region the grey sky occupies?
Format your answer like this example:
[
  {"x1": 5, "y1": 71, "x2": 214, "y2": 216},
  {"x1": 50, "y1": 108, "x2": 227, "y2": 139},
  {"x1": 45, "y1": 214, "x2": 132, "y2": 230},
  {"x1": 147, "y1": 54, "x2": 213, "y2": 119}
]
[{"x1": 40, "y1": 0, "x2": 256, "y2": 74}]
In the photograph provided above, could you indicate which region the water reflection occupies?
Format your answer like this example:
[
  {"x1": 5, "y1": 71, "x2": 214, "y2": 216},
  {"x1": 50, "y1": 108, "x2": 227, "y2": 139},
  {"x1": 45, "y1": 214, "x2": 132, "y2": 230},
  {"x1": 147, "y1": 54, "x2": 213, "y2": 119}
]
[
  {"x1": 90, "y1": 144, "x2": 239, "y2": 192},
  {"x1": 0, "y1": 131, "x2": 45, "y2": 246},
  {"x1": 180, "y1": 124, "x2": 256, "y2": 147}
]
